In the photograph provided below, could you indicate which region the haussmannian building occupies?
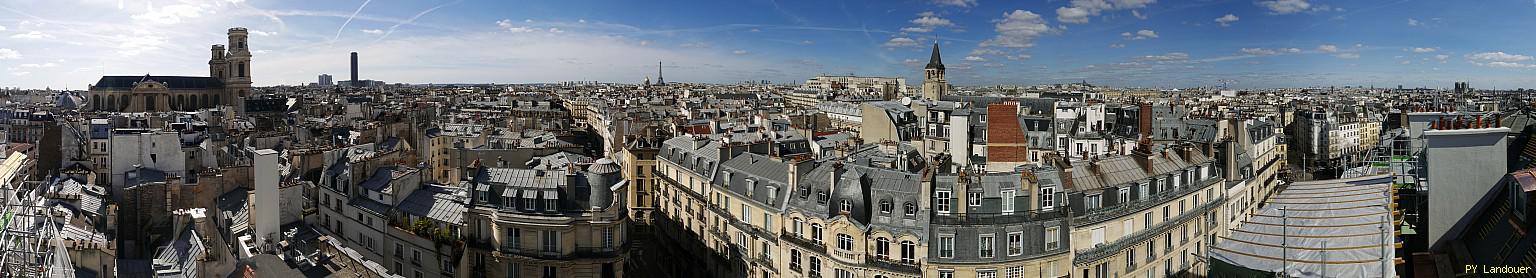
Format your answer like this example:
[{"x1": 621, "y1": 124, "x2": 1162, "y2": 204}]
[{"x1": 460, "y1": 158, "x2": 630, "y2": 278}]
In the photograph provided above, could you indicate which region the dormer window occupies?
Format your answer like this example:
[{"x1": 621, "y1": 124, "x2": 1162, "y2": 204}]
[
  {"x1": 817, "y1": 191, "x2": 828, "y2": 204},
  {"x1": 840, "y1": 200, "x2": 852, "y2": 213},
  {"x1": 879, "y1": 199, "x2": 893, "y2": 214},
  {"x1": 904, "y1": 202, "x2": 917, "y2": 216}
]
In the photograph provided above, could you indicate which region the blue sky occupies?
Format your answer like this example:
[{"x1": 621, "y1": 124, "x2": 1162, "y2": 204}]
[{"x1": 1, "y1": 0, "x2": 1535, "y2": 89}]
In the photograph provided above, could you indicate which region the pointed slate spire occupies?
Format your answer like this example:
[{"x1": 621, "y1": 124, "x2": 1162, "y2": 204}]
[{"x1": 925, "y1": 43, "x2": 944, "y2": 70}]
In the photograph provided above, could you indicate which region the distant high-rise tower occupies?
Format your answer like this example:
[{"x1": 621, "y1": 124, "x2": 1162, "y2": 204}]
[
  {"x1": 318, "y1": 74, "x2": 333, "y2": 86},
  {"x1": 921, "y1": 42, "x2": 947, "y2": 100},
  {"x1": 350, "y1": 52, "x2": 359, "y2": 86},
  {"x1": 657, "y1": 61, "x2": 664, "y2": 85}
]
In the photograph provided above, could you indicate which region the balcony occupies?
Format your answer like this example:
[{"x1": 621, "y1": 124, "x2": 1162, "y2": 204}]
[
  {"x1": 1074, "y1": 177, "x2": 1223, "y2": 227},
  {"x1": 779, "y1": 234, "x2": 827, "y2": 254},
  {"x1": 499, "y1": 243, "x2": 630, "y2": 260},
  {"x1": 931, "y1": 208, "x2": 1068, "y2": 226},
  {"x1": 865, "y1": 257, "x2": 921, "y2": 274}
]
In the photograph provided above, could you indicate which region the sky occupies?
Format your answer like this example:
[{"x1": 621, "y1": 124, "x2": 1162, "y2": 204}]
[{"x1": 1, "y1": 0, "x2": 1535, "y2": 89}]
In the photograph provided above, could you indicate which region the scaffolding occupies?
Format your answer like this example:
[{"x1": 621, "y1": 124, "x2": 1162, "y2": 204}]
[{"x1": 0, "y1": 182, "x2": 75, "y2": 277}]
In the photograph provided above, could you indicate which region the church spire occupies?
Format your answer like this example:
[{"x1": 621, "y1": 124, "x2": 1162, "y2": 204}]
[{"x1": 925, "y1": 43, "x2": 944, "y2": 70}]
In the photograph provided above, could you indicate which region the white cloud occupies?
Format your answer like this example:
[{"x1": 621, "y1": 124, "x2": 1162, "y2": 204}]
[
  {"x1": 1109, "y1": 43, "x2": 1126, "y2": 48},
  {"x1": 1317, "y1": 44, "x2": 1338, "y2": 53},
  {"x1": 1468, "y1": 51, "x2": 1533, "y2": 62},
  {"x1": 1132, "y1": 10, "x2": 1148, "y2": 20},
  {"x1": 1407, "y1": 18, "x2": 1421, "y2": 26},
  {"x1": 1122, "y1": 29, "x2": 1158, "y2": 40},
  {"x1": 1214, "y1": 14, "x2": 1240, "y2": 27},
  {"x1": 903, "y1": 58, "x2": 924, "y2": 67},
  {"x1": 982, "y1": 10, "x2": 1052, "y2": 48},
  {"x1": 964, "y1": 56, "x2": 987, "y2": 61},
  {"x1": 361, "y1": 29, "x2": 385, "y2": 35},
  {"x1": 1055, "y1": 0, "x2": 1156, "y2": 24},
  {"x1": 884, "y1": 37, "x2": 921, "y2": 48},
  {"x1": 496, "y1": 19, "x2": 536, "y2": 33},
  {"x1": 0, "y1": 48, "x2": 20, "y2": 60},
  {"x1": 1257, "y1": 0, "x2": 1311, "y2": 15},
  {"x1": 901, "y1": 27, "x2": 931, "y2": 33},
  {"x1": 800, "y1": 40, "x2": 815, "y2": 45},
  {"x1": 0, "y1": 25, "x2": 6, "y2": 31},
  {"x1": 9, "y1": 31, "x2": 53, "y2": 40},
  {"x1": 18, "y1": 63, "x2": 57, "y2": 68},
  {"x1": 1407, "y1": 47, "x2": 1437, "y2": 53},
  {"x1": 1135, "y1": 52, "x2": 1189, "y2": 62},
  {"x1": 732, "y1": 49, "x2": 749, "y2": 55},
  {"x1": 912, "y1": 15, "x2": 955, "y2": 28},
  {"x1": 969, "y1": 48, "x2": 1004, "y2": 56},
  {"x1": 249, "y1": 30, "x2": 277, "y2": 37},
  {"x1": 1239, "y1": 47, "x2": 1299, "y2": 56},
  {"x1": 1334, "y1": 53, "x2": 1360, "y2": 59},
  {"x1": 1005, "y1": 54, "x2": 1031, "y2": 61},
  {"x1": 11, "y1": 72, "x2": 30, "y2": 76},
  {"x1": 1055, "y1": 7, "x2": 1092, "y2": 23},
  {"x1": 1435, "y1": 54, "x2": 1449, "y2": 60},
  {"x1": 547, "y1": 28, "x2": 563, "y2": 33},
  {"x1": 933, "y1": 0, "x2": 977, "y2": 7},
  {"x1": 1484, "y1": 61, "x2": 1536, "y2": 68},
  {"x1": 131, "y1": 3, "x2": 205, "y2": 25},
  {"x1": 1400, "y1": 60, "x2": 1412, "y2": 65}
]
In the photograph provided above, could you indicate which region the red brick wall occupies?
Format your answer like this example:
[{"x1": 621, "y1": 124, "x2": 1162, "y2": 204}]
[{"x1": 986, "y1": 102, "x2": 1029, "y2": 163}]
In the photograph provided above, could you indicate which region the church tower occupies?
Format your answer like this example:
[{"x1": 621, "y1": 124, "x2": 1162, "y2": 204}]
[
  {"x1": 209, "y1": 44, "x2": 228, "y2": 80},
  {"x1": 225, "y1": 27, "x2": 252, "y2": 114},
  {"x1": 921, "y1": 42, "x2": 947, "y2": 100}
]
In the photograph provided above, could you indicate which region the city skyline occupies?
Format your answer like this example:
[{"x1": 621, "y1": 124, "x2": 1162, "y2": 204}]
[{"x1": 2, "y1": 0, "x2": 1536, "y2": 89}]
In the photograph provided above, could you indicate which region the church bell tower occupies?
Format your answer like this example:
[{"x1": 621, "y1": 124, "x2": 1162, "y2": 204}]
[{"x1": 226, "y1": 27, "x2": 252, "y2": 114}]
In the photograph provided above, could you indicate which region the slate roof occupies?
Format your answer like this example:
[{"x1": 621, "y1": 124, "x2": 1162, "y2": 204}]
[
  {"x1": 94, "y1": 76, "x2": 224, "y2": 90},
  {"x1": 713, "y1": 153, "x2": 791, "y2": 210},
  {"x1": 397, "y1": 184, "x2": 468, "y2": 226}
]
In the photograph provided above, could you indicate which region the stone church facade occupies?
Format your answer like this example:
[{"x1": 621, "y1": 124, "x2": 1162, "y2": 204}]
[{"x1": 89, "y1": 27, "x2": 253, "y2": 113}]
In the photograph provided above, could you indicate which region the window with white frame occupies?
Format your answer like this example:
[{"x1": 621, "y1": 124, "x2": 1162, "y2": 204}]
[
  {"x1": 1001, "y1": 190, "x2": 1015, "y2": 214},
  {"x1": 900, "y1": 240, "x2": 916, "y2": 264},
  {"x1": 938, "y1": 235, "x2": 955, "y2": 258},
  {"x1": 875, "y1": 237, "x2": 890, "y2": 259},
  {"x1": 1045, "y1": 227, "x2": 1060, "y2": 250},
  {"x1": 1008, "y1": 232, "x2": 1023, "y2": 256},
  {"x1": 837, "y1": 234, "x2": 853, "y2": 250},
  {"x1": 936, "y1": 191, "x2": 952, "y2": 213},
  {"x1": 1119, "y1": 187, "x2": 1131, "y2": 204},
  {"x1": 1040, "y1": 187, "x2": 1055, "y2": 211},
  {"x1": 810, "y1": 224, "x2": 823, "y2": 244},
  {"x1": 978, "y1": 269, "x2": 998, "y2": 278},
  {"x1": 979, "y1": 234, "x2": 995, "y2": 258},
  {"x1": 968, "y1": 192, "x2": 982, "y2": 207},
  {"x1": 1091, "y1": 227, "x2": 1105, "y2": 247},
  {"x1": 1086, "y1": 194, "x2": 1102, "y2": 210}
]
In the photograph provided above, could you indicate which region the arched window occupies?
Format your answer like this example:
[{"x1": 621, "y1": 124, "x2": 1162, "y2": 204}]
[
  {"x1": 189, "y1": 95, "x2": 199, "y2": 109},
  {"x1": 904, "y1": 202, "x2": 917, "y2": 216},
  {"x1": 91, "y1": 95, "x2": 100, "y2": 110},
  {"x1": 106, "y1": 97, "x2": 116, "y2": 111},
  {"x1": 118, "y1": 95, "x2": 129, "y2": 110},
  {"x1": 792, "y1": 218, "x2": 803, "y2": 236},
  {"x1": 789, "y1": 249, "x2": 801, "y2": 272},
  {"x1": 810, "y1": 223, "x2": 823, "y2": 244},
  {"x1": 809, "y1": 257, "x2": 822, "y2": 277},
  {"x1": 213, "y1": 95, "x2": 221, "y2": 106},
  {"x1": 238, "y1": 63, "x2": 246, "y2": 77},
  {"x1": 880, "y1": 199, "x2": 893, "y2": 214},
  {"x1": 875, "y1": 237, "x2": 890, "y2": 259},
  {"x1": 900, "y1": 241, "x2": 916, "y2": 264},
  {"x1": 176, "y1": 95, "x2": 185, "y2": 110}
]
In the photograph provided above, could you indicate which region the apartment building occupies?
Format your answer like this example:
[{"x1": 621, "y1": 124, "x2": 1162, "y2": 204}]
[{"x1": 460, "y1": 159, "x2": 630, "y2": 278}]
